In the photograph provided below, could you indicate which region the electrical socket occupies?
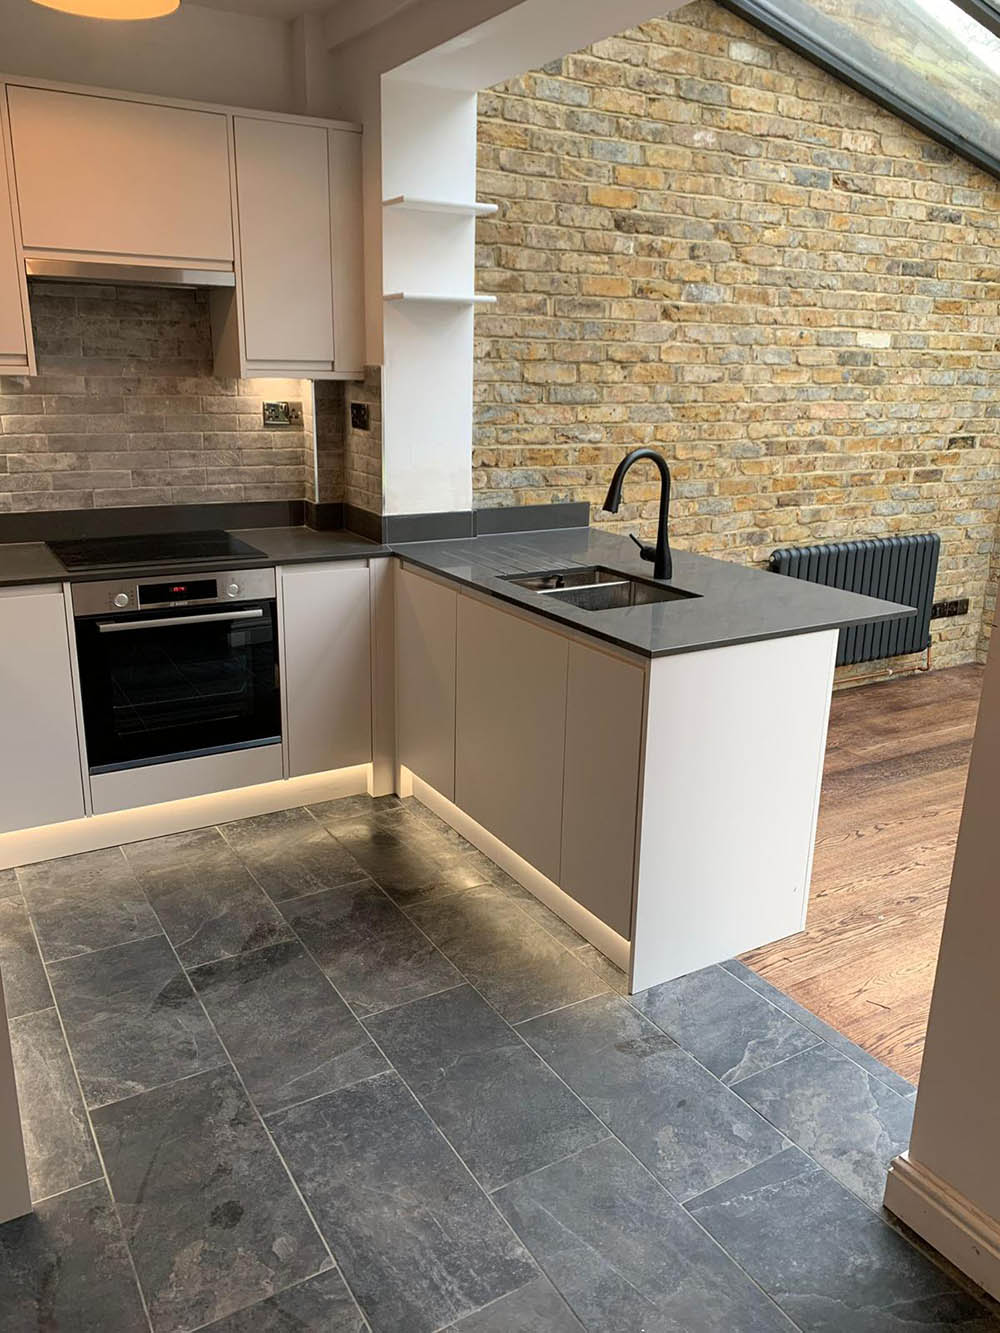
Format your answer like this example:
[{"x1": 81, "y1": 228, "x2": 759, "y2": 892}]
[
  {"x1": 262, "y1": 400, "x2": 303, "y2": 428},
  {"x1": 931, "y1": 597, "x2": 970, "y2": 619},
  {"x1": 350, "y1": 402, "x2": 370, "y2": 431}
]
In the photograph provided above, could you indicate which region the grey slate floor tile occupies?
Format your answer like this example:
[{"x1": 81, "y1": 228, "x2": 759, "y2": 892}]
[
  {"x1": 189, "y1": 938, "x2": 387, "y2": 1116},
  {"x1": 408, "y1": 885, "x2": 607, "y2": 1024},
  {"x1": 518, "y1": 992, "x2": 787, "y2": 1203},
  {"x1": 124, "y1": 827, "x2": 293, "y2": 968},
  {"x1": 573, "y1": 942, "x2": 629, "y2": 994},
  {"x1": 0, "y1": 867, "x2": 19, "y2": 898},
  {"x1": 93, "y1": 1065, "x2": 331, "y2": 1333},
  {"x1": 268, "y1": 1070, "x2": 537, "y2": 1333},
  {"x1": 0, "y1": 895, "x2": 51, "y2": 1018},
  {"x1": 17, "y1": 847, "x2": 161, "y2": 963},
  {"x1": 198, "y1": 1270, "x2": 367, "y2": 1331},
  {"x1": 332, "y1": 816, "x2": 498, "y2": 906},
  {"x1": 686, "y1": 1146, "x2": 1000, "y2": 1332},
  {"x1": 283, "y1": 879, "x2": 461, "y2": 1018},
  {"x1": 0, "y1": 1179, "x2": 148, "y2": 1332},
  {"x1": 494, "y1": 1137, "x2": 796, "y2": 1332},
  {"x1": 47, "y1": 934, "x2": 225, "y2": 1109},
  {"x1": 443, "y1": 1277, "x2": 584, "y2": 1331},
  {"x1": 366, "y1": 983, "x2": 607, "y2": 1191},
  {"x1": 722, "y1": 960, "x2": 917, "y2": 1096},
  {"x1": 308, "y1": 793, "x2": 408, "y2": 831},
  {"x1": 10, "y1": 1006, "x2": 100, "y2": 1202},
  {"x1": 633, "y1": 963, "x2": 822, "y2": 1084},
  {"x1": 732, "y1": 1042, "x2": 915, "y2": 1211},
  {"x1": 220, "y1": 807, "x2": 369, "y2": 903}
]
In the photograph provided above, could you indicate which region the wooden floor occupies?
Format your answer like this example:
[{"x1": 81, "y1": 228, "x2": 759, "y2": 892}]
[{"x1": 741, "y1": 662, "x2": 984, "y2": 1085}]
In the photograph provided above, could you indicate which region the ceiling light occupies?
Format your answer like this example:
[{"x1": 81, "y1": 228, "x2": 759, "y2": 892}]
[{"x1": 30, "y1": 0, "x2": 179, "y2": 18}]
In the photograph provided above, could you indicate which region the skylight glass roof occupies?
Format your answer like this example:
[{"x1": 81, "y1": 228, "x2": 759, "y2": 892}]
[{"x1": 725, "y1": 0, "x2": 1000, "y2": 176}]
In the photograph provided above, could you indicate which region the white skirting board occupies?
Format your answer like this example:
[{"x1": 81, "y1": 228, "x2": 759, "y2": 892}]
[
  {"x1": 885, "y1": 1153, "x2": 1000, "y2": 1302},
  {"x1": 0, "y1": 763, "x2": 371, "y2": 869},
  {"x1": 406, "y1": 768, "x2": 631, "y2": 973}
]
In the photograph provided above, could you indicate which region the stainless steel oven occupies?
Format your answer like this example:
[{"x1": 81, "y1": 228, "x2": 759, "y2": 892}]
[{"x1": 71, "y1": 568, "x2": 280, "y2": 774}]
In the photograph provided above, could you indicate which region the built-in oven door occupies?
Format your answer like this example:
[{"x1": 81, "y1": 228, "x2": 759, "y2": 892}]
[{"x1": 75, "y1": 601, "x2": 281, "y2": 773}]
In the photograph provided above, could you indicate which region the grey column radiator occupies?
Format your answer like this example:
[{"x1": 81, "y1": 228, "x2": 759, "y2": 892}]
[{"x1": 769, "y1": 534, "x2": 939, "y2": 667}]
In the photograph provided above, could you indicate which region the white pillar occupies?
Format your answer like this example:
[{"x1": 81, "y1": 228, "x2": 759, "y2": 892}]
[
  {"x1": 380, "y1": 77, "x2": 481, "y2": 516},
  {"x1": 885, "y1": 623, "x2": 1000, "y2": 1297}
]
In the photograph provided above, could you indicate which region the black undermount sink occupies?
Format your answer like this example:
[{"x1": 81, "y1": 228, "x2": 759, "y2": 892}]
[{"x1": 502, "y1": 566, "x2": 700, "y2": 613}]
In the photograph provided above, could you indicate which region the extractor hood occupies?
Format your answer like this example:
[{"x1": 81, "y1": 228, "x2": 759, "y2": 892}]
[{"x1": 24, "y1": 257, "x2": 236, "y2": 288}]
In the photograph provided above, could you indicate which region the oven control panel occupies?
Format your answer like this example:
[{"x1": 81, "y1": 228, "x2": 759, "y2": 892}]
[{"x1": 71, "y1": 567, "x2": 277, "y2": 617}]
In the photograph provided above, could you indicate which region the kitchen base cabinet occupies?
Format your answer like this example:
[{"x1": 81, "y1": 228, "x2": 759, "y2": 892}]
[
  {"x1": 281, "y1": 562, "x2": 372, "y2": 779},
  {"x1": 396, "y1": 566, "x2": 457, "y2": 800},
  {"x1": 455, "y1": 592, "x2": 568, "y2": 885},
  {"x1": 560, "y1": 642, "x2": 644, "y2": 939},
  {"x1": 0, "y1": 585, "x2": 85, "y2": 835},
  {"x1": 393, "y1": 562, "x2": 839, "y2": 996}
]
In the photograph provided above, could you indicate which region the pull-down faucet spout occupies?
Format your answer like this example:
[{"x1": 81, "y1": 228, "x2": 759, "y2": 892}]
[{"x1": 602, "y1": 448, "x2": 673, "y2": 581}]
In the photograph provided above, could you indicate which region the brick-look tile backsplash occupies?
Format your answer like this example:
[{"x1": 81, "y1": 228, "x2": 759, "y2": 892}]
[
  {"x1": 474, "y1": 0, "x2": 1000, "y2": 671},
  {"x1": 314, "y1": 368, "x2": 383, "y2": 514},
  {"x1": 344, "y1": 367, "x2": 383, "y2": 514},
  {"x1": 0, "y1": 282, "x2": 316, "y2": 512}
]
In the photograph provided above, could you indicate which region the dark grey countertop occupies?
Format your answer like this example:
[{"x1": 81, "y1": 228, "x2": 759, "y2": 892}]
[
  {"x1": 0, "y1": 521, "x2": 913, "y2": 660},
  {"x1": 394, "y1": 528, "x2": 916, "y2": 659},
  {"x1": 0, "y1": 527, "x2": 390, "y2": 588}
]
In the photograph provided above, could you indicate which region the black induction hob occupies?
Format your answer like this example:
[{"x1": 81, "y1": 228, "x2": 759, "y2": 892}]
[{"x1": 47, "y1": 530, "x2": 268, "y2": 573}]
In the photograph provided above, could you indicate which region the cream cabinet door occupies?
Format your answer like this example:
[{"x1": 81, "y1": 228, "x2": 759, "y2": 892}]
[
  {"x1": 0, "y1": 114, "x2": 27, "y2": 368},
  {"x1": 396, "y1": 566, "x2": 457, "y2": 800},
  {"x1": 560, "y1": 642, "x2": 644, "y2": 938},
  {"x1": 0, "y1": 586, "x2": 85, "y2": 836},
  {"x1": 7, "y1": 86, "x2": 233, "y2": 263},
  {"x1": 281, "y1": 562, "x2": 372, "y2": 778},
  {"x1": 455, "y1": 594, "x2": 568, "y2": 883},
  {"x1": 234, "y1": 117, "x2": 334, "y2": 366}
]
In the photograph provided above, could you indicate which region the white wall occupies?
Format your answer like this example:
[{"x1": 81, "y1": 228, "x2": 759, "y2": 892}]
[{"x1": 0, "y1": 0, "x2": 298, "y2": 112}]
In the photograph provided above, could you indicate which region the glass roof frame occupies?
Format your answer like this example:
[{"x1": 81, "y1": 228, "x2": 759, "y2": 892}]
[{"x1": 718, "y1": 0, "x2": 1000, "y2": 184}]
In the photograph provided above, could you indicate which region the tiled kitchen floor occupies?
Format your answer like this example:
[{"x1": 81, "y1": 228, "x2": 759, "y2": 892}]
[{"x1": 1, "y1": 795, "x2": 998, "y2": 1332}]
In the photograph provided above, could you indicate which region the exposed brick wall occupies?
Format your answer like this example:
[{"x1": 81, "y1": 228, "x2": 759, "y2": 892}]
[
  {"x1": 0, "y1": 282, "x2": 314, "y2": 512},
  {"x1": 474, "y1": 0, "x2": 1000, "y2": 671}
]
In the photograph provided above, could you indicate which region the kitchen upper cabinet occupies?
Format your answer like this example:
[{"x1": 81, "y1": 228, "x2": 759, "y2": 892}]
[
  {"x1": 456, "y1": 593, "x2": 568, "y2": 883},
  {"x1": 281, "y1": 562, "x2": 372, "y2": 779},
  {"x1": 560, "y1": 642, "x2": 644, "y2": 937},
  {"x1": 7, "y1": 86, "x2": 233, "y2": 263},
  {"x1": 0, "y1": 115, "x2": 28, "y2": 371},
  {"x1": 232, "y1": 117, "x2": 363, "y2": 377},
  {"x1": 0, "y1": 586, "x2": 85, "y2": 836},
  {"x1": 234, "y1": 117, "x2": 334, "y2": 368},
  {"x1": 396, "y1": 566, "x2": 457, "y2": 800}
]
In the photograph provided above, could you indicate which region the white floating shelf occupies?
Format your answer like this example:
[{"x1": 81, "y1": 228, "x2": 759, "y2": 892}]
[
  {"x1": 383, "y1": 292, "x2": 498, "y2": 306},
  {"x1": 382, "y1": 195, "x2": 498, "y2": 217}
]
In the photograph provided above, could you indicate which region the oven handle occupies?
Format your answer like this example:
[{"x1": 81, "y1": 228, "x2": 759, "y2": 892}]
[{"x1": 96, "y1": 608, "x2": 266, "y2": 633}]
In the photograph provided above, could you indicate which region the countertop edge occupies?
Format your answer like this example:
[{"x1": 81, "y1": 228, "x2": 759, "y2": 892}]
[{"x1": 393, "y1": 548, "x2": 916, "y2": 659}]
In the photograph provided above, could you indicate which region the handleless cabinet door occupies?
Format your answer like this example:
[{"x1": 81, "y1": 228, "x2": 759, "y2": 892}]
[
  {"x1": 281, "y1": 562, "x2": 372, "y2": 779},
  {"x1": 7, "y1": 86, "x2": 233, "y2": 263},
  {"x1": 234, "y1": 117, "x2": 334, "y2": 366},
  {"x1": 396, "y1": 567, "x2": 457, "y2": 800},
  {"x1": 560, "y1": 642, "x2": 644, "y2": 938},
  {"x1": 0, "y1": 585, "x2": 85, "y2": 836},
  {"x1": 0, "y1": 120, "x2": 27, "y2": 367},
  {"x1": 455, "y1": 594, "x2": 568, "y2": 883}
]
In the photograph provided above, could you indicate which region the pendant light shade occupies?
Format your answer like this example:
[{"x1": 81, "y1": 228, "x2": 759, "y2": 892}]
[{"x1": 30, "y1": 0, "x2": 179, "y2": 17}]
